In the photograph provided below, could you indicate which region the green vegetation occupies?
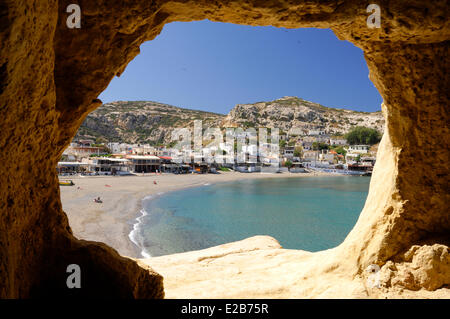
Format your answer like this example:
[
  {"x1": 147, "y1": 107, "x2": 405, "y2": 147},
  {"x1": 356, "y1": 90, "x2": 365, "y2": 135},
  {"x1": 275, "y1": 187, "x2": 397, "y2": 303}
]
[
  {"x1": 312, "y1": 142, "x2": 329, "y2": 151},
  {"x1": 345, "y1": 126, "x2": 381, "y2": 145},
  {"x1": 219, "y1": 167, "x2": 230, "y2": 172},
  {"x1": 331, "y1": 145, "x2": 347, "y2": 156},
  {"x1": 158, "y1": 116, "x2": 180, "y2": 126},
  {"x1": 167, "y1": 141, "x2": 177, "y2": 148},
  {"x1": 273, "y1": 98, "x2": 299, "y2": 106},
  {"x1": 293, "y1": 146, "x2": 303, "y2": 158},
  {"x1": 89, "y1": 154, "x2": 112, "y2": 157},
  {"x1": 242, "y1": 121, "x2": 254, "y2": 128},
  {"x1": 284, "y1": 160, "x2": 293, "y2": 168},
  {"x1": 279, "y1": 140, "x2": 287, "y2": 148}
]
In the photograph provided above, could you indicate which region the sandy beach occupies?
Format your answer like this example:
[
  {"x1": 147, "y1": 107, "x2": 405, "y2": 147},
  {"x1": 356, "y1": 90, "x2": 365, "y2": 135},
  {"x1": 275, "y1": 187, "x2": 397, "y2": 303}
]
[
  {"x1": 60, "y1": 171, "x2": 450, "y2": 299},
  {"x1": 59, "y1": 171, "x2": 331, "y2": 258}
]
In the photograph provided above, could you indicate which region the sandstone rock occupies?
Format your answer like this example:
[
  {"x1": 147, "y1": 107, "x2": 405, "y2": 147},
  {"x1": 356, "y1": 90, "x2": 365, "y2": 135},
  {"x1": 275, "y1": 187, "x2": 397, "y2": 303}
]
[
  {"x1": 380, "y1": 244, "x2": 450, "y2": 291},
  {"x1": 0, "y1": 0, "x2": 448, "y2": 298}
]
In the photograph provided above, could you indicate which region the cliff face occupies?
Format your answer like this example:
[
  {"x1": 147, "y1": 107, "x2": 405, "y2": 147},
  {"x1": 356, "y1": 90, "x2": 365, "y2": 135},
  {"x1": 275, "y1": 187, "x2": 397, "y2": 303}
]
[
  {"x1": 77, "y1": 101, "x2": 224, "y2": 144},
  {"x1": 223, "y1": 96, "x2": 384, "y2": 133},
  {"x1": 0, "y1": 0, "x2": 449, "y2": 298}
]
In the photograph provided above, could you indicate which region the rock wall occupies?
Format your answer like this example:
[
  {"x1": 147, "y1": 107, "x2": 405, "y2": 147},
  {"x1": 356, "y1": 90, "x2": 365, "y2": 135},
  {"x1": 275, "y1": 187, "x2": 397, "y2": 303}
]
[
  {"x1": 0, "y1": 0, "x2": 164, "y2": 298},
  {"x1": 0, "y1": 0, "x2": 448, "y2": 298}
]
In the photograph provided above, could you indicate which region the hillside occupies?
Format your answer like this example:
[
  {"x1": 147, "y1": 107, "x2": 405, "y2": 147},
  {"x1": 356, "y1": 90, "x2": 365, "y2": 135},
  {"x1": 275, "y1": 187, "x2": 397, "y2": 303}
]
[
  {"x1": 76, "y1": 101, "x2": 224, "y2": 144},
  {"x1": 223, "y1": 96, "x2": 384, "y2": 135},
  {"x1": 76, "y1": 97, "x2": 384, "y2": 144}
]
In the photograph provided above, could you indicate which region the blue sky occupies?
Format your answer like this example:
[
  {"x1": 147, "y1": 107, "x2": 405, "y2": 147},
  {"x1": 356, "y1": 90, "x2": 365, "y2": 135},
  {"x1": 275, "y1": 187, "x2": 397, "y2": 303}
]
[{"x1": 99, "y1": 20, "x2": 382, "y2": 114}]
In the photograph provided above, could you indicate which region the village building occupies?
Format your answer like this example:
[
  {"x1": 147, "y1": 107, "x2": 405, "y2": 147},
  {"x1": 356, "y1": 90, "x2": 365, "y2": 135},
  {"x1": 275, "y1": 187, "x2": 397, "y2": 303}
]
[
  {"x1": 347, "y1": 145, "x2": 370, "y2": 153},
  {"x1": 301, "y1": 141, "x2": 314, "y2": 151},
  {"x1": 302, "y1": 150, "x2": 319, "y2": 161},
  {"x1": 283, "y1": 146, "x2": 295, "y2": 160},
  {"x1": 307, "y1": 129, "x2": 326, "y2": 136},
  {"x1": 319, "y1": 151, "x2": 335, "y2": 164},
  {"x1": 330, "y1": 138, "x2": 347, "y2": 146},
  {"x1": 131, "y1": 145, "x2": 156, "y2": 155},
  {"x1": 126, "y1": 155, "x2": 160, "y2": 173},
  {"x1": 57, "y1": 161, "x2": 87, "y2": 174}
]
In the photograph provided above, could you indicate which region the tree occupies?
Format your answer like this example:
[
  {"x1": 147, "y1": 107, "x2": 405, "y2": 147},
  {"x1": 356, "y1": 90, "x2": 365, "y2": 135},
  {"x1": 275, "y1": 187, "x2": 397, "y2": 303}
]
[
  {"x1": 279, "y1": 140, "x2": 287, "y2": 148},
  {"x1": 95, "y1": 136, "x2": 107, "y2": 144},
  {"x1": 312, "y1": 142, "x2": 329, "y2": 151},
  {"x1": 345, "y1": 126, "x2": 381, "y2": 145},
  {"x1": 293, "y1": 146, "x2": 303, "y2": 158},
  {"x1": 284, "y1": 160, "x2": 293, "y2": 168},
  {"x1": 167, "y1": 141, "x2": 177, "y2": 148},
  {"x1": 332, "y1": 145, "x2": 347, "y2": 156}
]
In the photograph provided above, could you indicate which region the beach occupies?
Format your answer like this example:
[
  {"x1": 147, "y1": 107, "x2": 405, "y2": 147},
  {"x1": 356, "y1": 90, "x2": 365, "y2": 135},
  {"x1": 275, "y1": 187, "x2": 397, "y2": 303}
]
[
  {"x1": 59, "y1": 171, "x2": 331, "y2": 258},
  {"x1": 59, "y1": 172, "x2": 450, "y2": 299}
]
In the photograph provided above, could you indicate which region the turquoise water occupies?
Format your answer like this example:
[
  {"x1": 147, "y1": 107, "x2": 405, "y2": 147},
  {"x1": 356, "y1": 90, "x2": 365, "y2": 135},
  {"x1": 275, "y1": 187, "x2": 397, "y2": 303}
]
[{"x1": 131, "y1": 176, "x2": 370, "y2": 257}]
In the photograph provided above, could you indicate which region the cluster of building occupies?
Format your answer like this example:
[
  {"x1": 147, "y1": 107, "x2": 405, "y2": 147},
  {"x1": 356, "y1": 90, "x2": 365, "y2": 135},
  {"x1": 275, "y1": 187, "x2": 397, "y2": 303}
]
[
  {"x1": 59, "y1": 140, "x2": 180, "y2": 175},
  {"x1": 281, "y1": 129, "x2": 377, "y2": 175},
  {"x1": 58, "y1": 129, "x2": 377, "y2": 176}
]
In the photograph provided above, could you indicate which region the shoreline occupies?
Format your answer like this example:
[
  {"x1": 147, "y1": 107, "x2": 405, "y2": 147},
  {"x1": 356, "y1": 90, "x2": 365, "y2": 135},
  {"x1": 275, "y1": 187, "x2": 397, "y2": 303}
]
[{"x1": 60, "y1": 171, "x2": 339, "y2": 258}]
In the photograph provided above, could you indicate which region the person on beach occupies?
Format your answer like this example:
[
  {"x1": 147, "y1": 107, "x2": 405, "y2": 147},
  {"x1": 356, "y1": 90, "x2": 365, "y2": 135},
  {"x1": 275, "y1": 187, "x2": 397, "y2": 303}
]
[
  {"x1": 153, "y1": 181, "x2": 157, "y2": 185},
  {"x1": 94, "y1": 196, "x2": 102, "y2": 203}
]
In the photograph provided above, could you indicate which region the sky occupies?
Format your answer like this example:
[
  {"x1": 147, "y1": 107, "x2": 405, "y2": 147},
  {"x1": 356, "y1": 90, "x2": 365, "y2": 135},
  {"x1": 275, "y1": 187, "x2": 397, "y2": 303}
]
[{"x1": 99, "y1": 20, "x2": 382, "y2": 114}]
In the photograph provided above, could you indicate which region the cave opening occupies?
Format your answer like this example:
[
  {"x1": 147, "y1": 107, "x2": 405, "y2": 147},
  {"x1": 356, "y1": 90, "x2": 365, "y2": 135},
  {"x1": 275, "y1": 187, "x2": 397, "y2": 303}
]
[
  {"x1": 59, "y1": 20, "x2": 383, "y2": 259},
  {"x1": 2, "y1": 1, "x2": 448, "y2": 299}
]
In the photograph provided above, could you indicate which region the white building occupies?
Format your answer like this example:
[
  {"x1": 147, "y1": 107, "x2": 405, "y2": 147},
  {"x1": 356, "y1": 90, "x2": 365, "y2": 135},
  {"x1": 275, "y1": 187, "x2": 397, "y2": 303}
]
[
  {"x1": 126, "y1": 155, "x2": 160, "y2": 173},
  {"x1": 132, "y1": 145, "x2": 156, "y2": 155},
  {"x1": 330, "y1": 138, "x2": 347, "y2": 146},
  {"x1": 303, "y1": 150, "x2": 319, "y2": 161},
  {"x1": 308, "y1": 129, "x2": 326, "y2": 136},
  {"x1": 345, "y1": 145, "x2": 370, "y2": 163},
  {"x1": 107, "y1": 142, "x2": 121, "y2": 154},
  {"x1": 283, "y1": 146, "x2": 295, "y2": 159},
  {"x1": 319, "y1": 152, "x2": 335, "y2": 163},
  {"x1": 347, "y1": 145, "x2": 370, "y2": 154}
]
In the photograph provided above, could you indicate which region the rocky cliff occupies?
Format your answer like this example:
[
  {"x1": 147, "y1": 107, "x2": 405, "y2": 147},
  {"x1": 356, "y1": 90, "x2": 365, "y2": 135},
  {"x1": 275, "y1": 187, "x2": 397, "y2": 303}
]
[
  {"x1": 77, "y1": 97, "x2": 384, "y2": 144},
  {"x1": 77, "y1": 100, "x2": 223, "y2": 144},
  {"x1": 223, "y1": 96, "x2": 384, "y2": 134}
]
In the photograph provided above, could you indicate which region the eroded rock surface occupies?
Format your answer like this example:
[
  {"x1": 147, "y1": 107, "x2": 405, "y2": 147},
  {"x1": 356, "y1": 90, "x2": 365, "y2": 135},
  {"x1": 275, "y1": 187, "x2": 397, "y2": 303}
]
[
  {"x1": 379, "y1": 244, "x2": 450, "y2": 291},
  {"x1": 1, "y1": 0, "x2": 449, "y2": 298},
  {"x1": 144, "y1": 237, "x2": 450, "y2": 298}
]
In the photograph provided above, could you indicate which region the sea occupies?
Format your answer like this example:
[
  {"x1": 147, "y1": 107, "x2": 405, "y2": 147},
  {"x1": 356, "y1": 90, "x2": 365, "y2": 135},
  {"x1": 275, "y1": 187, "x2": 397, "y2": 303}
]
[{"x1": 129, "y1": 176, "x2": 370, "y2": 258}]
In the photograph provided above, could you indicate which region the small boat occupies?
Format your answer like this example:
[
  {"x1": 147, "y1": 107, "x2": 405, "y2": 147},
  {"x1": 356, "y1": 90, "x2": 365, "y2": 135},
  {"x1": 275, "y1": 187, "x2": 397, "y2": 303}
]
[{"x1": 59, "y1": 180, "x2": 75, "y2": 186}]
